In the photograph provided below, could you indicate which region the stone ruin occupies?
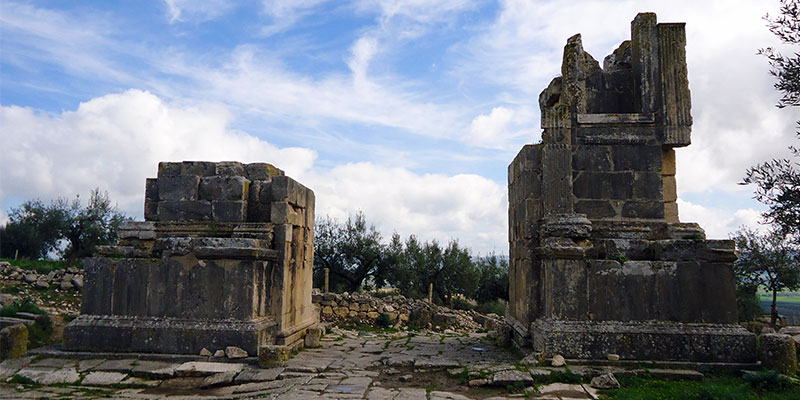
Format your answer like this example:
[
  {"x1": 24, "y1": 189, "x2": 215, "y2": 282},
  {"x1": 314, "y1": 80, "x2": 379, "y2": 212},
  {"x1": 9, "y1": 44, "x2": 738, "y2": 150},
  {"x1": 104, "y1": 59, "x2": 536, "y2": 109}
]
[
  {"x1": 507, "y1": 13, "x2": 757, "y2": 362},
  {"x1": 64, "y1": 161, "x2": 317, "y2": 356}
]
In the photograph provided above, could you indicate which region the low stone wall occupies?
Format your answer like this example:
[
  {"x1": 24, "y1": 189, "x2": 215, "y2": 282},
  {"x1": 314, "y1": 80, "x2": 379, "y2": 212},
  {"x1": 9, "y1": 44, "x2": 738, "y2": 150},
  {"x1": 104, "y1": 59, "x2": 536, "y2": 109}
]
[
  {"x1": 0, "y1": 261, "x2": 83, "y2": 291},
  {"x1": 312, "y1": 291, "x2": 501, "y2": 333}
]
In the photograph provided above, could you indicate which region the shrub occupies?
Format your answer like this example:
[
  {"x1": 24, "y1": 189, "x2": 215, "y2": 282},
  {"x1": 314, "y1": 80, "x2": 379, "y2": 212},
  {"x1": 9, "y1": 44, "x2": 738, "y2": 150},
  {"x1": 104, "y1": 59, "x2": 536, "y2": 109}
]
[
  {"x1": 451, "y1": 297, "x2": 474, "y2": 311},
  {"x1": 376, "y1": 313, "x2": 392, "y2": 328},
  {"x1": 743, "y1": 369, "x2": 792, "y2": 391},
  {"x1": 476, "y1": 300, "x2": 506, "y2": 316}
]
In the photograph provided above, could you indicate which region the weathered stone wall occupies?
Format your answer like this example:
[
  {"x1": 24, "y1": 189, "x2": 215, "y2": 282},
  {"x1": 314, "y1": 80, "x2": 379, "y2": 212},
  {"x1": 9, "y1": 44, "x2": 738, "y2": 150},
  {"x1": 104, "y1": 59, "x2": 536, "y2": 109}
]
[
  {"x1": 311, "y1": 292, "x2": 497, "y2": 332},
  {"x1": 65, "y1": 161, "x2": 317, "y2": 355}
]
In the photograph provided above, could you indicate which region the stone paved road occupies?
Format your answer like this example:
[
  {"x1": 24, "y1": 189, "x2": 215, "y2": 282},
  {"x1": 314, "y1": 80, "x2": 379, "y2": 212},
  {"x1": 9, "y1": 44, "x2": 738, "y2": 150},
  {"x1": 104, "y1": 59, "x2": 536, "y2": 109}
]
[{"x1": 0, "y1": 328, "x2": 602, "y2": 399}]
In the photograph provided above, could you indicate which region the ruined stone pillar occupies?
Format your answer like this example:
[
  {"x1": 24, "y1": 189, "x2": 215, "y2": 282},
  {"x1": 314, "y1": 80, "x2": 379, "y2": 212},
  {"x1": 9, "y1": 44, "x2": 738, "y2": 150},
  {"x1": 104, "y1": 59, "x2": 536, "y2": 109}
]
[
  {"x1": 507, "y1": 13, "x2": 756, "y2": 363},
  {"x1": 64, "y1": 161, "x2": 317, "y2": 355}
]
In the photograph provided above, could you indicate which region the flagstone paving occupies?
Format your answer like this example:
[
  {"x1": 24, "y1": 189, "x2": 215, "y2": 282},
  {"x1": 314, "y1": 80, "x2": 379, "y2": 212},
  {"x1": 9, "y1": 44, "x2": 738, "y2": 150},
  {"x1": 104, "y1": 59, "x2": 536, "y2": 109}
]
[{"x1": 0, "y1": 328, "x2": 612, "y2": 399}]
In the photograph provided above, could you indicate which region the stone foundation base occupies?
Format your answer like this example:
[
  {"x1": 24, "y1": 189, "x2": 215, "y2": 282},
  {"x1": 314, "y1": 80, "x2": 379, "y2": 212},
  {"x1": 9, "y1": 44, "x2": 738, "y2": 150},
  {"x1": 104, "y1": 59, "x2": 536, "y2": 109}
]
[
  {"x1": 63, "y1": 315, "x2": 277, "y2": 355},
  {"x1": 531, "y1": 319, "x2": 756, "y2": 363}
]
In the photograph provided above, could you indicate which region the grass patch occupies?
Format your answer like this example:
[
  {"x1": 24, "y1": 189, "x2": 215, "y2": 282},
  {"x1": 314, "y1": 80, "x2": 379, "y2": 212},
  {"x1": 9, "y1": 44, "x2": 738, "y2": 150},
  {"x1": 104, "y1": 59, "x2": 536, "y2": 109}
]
[
  {"x1": 548, "y1": 368, "x2": 583, "y2": 384},
  {"x1": 604, "y1": 374, "x2": 800, "y2": 400},
  {"x1": 0, "y1": 258, "x2": 79, "y2": 274},
  {"x1": 338, "y1": 324, "x2": 398, "y2": 333},
  {"x1": 1, "y1": 297, "x2": 47, "y2": 317},
  {"x1": 9, "y1": 374, "x2": 39, "y2": 386}
]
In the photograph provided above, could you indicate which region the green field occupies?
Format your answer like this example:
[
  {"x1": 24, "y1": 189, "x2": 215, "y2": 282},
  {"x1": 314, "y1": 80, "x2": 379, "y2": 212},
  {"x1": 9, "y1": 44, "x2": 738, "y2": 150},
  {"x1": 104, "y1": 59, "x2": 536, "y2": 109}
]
[
  {"x1": 760, "y1": 292, "x2": 800, "y2": 304},
  {"x1": 759, "y1": 292, "x2": 800, "y2": 325}
]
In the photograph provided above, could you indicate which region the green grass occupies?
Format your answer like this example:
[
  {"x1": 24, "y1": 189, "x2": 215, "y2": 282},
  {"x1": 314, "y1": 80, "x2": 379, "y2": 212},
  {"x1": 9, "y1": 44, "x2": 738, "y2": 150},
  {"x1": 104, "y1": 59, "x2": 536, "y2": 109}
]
[
  {"x1": 338, "y1": 324, "x2": 399, "y2": 333},
  {"x1": 603, "y1": 374, "x2": 800, "y2": 400},
  {"x1": 0, "y1": 258, "x2": 79, "y2": 274},
  {"x1": 760, "y1": 293, "x2": 800, "y2": 303}
]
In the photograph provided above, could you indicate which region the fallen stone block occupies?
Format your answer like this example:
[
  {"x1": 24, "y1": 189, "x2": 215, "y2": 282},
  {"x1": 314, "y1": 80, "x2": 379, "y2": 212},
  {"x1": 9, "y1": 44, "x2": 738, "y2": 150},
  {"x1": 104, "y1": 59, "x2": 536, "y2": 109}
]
[
  {"x1": 304, "y1": 327, "x2": 323, "y2": 348},
  {"x1": 82, "y1": 371, "x2": 128, "y2": 386},
  {"x1": 259, "y1": 345, "x2": 290, "y2": 368},
  {"x1": 175, "y1": 361, "x2": 245, "y2": 377},
  {"x1": 760, "y1": 334, "x2": 797, "y2": 375},
  {"x1": 0, "y1": 324, "x2": 27, "y2": 360}
]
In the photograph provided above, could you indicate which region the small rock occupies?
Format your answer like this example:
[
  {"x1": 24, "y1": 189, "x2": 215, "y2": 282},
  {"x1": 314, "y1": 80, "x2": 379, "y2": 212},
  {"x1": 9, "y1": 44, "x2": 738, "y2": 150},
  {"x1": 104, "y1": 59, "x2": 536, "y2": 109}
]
[
  {"x1": 213, "y1": 350, "x2": 225, "y2": 358},
  {"x1": 60, "y1": 281, "x2": 74, "y2": 290},
  {"x1": 35, "y1": 280, "x2": 49, "y2": 289},
  {"x1": 23, "y1": 274, "x2": 37, "y2": 284},
  {"x1": 590, "y1": 373, "x2": 620, "y2": 389},
  {"x1": 399, "y1": 374, "x2": 413, "y2": 382},
  {"x1": 520, "y1": 352, "x2": 542, "y2": 366},
  {"x1": 468, "y1": 378, "x2": 488, "y2": 387},
  {"x1": 200, "y1": 348, "x2": 212, "y2": 357},
  {"x1": 384, "y1": 368, "x2": 400, "y2": 375},
  {"x1": 607, "y1": 353, "x2": 620, "y2": 361},
  {"x1": 551, "y1": 354, "x2": 566, "y2": 367},
  {"x1": 226, "y1": 346, "x2": 248, "y2": 359},
  {"x1": 71, "y1": 275, "x2": 84, "y2": 290}
]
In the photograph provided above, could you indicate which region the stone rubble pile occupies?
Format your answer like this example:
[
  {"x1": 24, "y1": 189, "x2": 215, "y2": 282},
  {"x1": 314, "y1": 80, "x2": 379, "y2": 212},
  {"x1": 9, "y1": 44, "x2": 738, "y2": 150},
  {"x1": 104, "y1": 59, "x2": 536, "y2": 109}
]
[
  {"x1": 0, "y1": 262, "x2": 83, "y2": 291},
  {"x1": 312, "y1": 291, "x2": 502, "y2": 332}
]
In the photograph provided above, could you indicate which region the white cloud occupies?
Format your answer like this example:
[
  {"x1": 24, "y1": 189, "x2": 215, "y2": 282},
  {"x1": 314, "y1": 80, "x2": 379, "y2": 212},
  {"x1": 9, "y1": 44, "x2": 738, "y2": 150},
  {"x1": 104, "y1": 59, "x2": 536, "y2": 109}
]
[
  {"x1": 468, "y1": 106, "x2": 537, "y2": 149},
  {"x1": 0, "y1": 90, "x2": 316, "y2": 218},
  {"x1": 0, "y1": 210, "x2": 8, "y2": 227},
  {"x1": 162, "y1": 0, "x2": 235, "y2": 23},
  {"x1": 677, "y1": 198, "x2": 765, "y2": 239},
  {"x1": 0, "y1": 91, "x2": 507, "y2": 254},
  {"x1": 307, "y1": 162, "x2": 508, "y2": 255},
  {"x1": 348, "y1": 36, "x2": 379, "y2": 79},
  {"x1": 260, "y1": 0, "x2": 329, "y2": 36}
]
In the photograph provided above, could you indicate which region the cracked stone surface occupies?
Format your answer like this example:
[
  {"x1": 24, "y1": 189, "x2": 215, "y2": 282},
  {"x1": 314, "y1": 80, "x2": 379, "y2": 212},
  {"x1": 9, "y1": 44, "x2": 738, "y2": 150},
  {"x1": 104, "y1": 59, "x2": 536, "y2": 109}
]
[{"x1": 0, "y1": 327, "x2": 652, "y2": 399}]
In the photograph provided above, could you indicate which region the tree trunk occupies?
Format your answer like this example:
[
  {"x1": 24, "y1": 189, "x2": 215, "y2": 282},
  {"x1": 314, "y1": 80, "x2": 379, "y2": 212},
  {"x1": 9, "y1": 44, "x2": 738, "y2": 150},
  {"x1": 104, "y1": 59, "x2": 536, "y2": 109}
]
[{"x1": 771, "y1": 288, "x2": 779, "y2": 327}]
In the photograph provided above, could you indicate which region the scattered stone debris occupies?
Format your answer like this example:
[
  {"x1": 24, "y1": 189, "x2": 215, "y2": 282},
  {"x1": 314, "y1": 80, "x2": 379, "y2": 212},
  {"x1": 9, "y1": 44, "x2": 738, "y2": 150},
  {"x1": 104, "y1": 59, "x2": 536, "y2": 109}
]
[{"x1": 0, "y1": 262, "x2": 84, "y2": 293}]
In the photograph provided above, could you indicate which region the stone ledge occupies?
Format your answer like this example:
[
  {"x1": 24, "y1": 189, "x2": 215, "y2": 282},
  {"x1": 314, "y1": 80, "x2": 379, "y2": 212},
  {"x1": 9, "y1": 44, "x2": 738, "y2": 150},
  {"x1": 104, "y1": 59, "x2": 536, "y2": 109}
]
[
  {"x1": 577, "y1": 113, "x2": 655, "y2": 124},
  {"x1": 64, "y1": 315, "x2": 277, "y2": 355},
  {"x1": 531, "y1": 319, "x2": 756, "y2": 363}
]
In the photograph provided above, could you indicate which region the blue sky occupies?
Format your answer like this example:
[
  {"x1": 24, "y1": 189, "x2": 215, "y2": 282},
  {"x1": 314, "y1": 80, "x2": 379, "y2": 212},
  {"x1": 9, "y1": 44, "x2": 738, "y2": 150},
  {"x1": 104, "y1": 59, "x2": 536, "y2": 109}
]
[{"x1": 1, "y1": 0, "x2": 796, "y2": 254}]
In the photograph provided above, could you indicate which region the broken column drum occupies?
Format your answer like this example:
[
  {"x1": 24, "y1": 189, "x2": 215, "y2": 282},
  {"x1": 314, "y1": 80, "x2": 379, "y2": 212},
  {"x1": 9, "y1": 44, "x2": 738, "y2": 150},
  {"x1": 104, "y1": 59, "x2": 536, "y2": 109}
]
[
  {"x1": 507, "y1": 13, "x2": 756, "y2": 362},
  {"x1": 64, "y1": 161, "x2": 316, "y2": 355}
]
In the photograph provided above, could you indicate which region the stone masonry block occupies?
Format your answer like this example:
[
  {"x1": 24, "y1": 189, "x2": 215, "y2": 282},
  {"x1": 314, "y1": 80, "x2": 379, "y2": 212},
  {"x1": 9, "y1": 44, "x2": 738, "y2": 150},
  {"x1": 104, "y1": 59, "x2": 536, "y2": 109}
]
[
  {"x1": 158, "y1": 162, "x2": 181, "y2": 177},
  {"x1": 144, "y1": 200, "x2": 159, "y2": 221},
  {"x1": 270, "y1": 202, "x2": 303, "y2": 226},
  {"x1": 270, "y1": 176, "x2": 306, "y2": 207},
  {"x1": 245, "y1": 163, "x2": 284, "y2": 180},
  {"x1": 575, "y1": 200, "x2": 616, "y2": 219},
  {"x1": 573, "y1": 172, "x2": 633, "y2": 199},
  {"x1": 573, "y1": 146, "x2": 612, "y2": 171},
  {"x1": 621, "y1": 201, "x2": 664, "y2": 219},
  {"x1": 632, "y1": 172, "x2": 663, "y2": 200},
  {"x1": 663, "y1": 175, "x2": 677, "y2": 202},
  {"x1": 158, "y1": 175, "x2": 200, "y2": 201},
  {"x1": 158, "y1": 200, "x2": 212, "y2": 221},
  {"x1": 247, "y1": 202, "x2": 271, "y2": 222},
  {"x1": 212, "y1": 201, "x2": 247, "y2": 222},
  {"x1": 199, "y1": 176, "x2": 249, "y2": 201},
  {"x1": 181, "y1": 161, "x2": 217, "y2": 177},
  {"x1": 662, "y1": 148, "x2": 676, "y2": 175},
  {"x1": 611, "y1": 145, "x2": 661, "y2": 171},
  {"x1": 145, "y1": 178, "x2": 159, "y2": 201},
  {"x1": 216, "y1": 161, "x2": 245, "y2": 176},
  {"x1": 664, "y1": 201, "x2": 679, "y2": 223}
]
